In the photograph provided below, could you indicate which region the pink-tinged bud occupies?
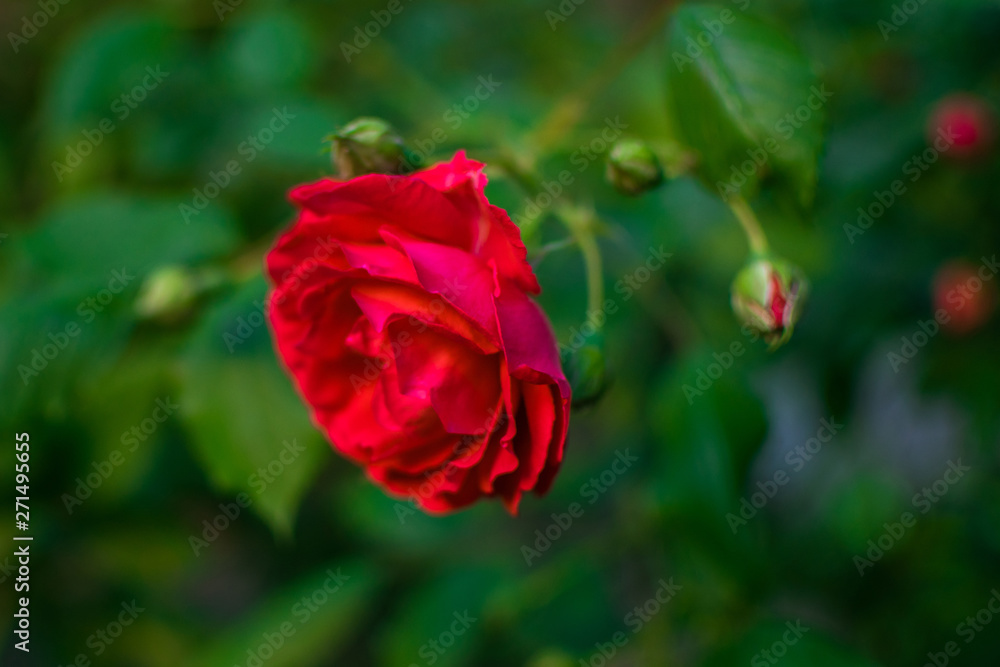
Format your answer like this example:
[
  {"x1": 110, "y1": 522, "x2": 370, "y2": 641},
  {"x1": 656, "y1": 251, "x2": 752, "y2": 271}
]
[
  {"x1": 927, "y1": 94, "x2": 995, "y2": 161},
  {"x1": 731, "y1": 256, "x2": 807, "y2": 348}
]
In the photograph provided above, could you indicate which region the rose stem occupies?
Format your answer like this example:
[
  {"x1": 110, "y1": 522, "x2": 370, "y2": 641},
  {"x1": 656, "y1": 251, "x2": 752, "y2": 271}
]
[
  {"x1": 557, "y1": 205, "x2": 605, "y2": 328},
  {"x1": 728, "y1": 195, "x2": 770, "y2": 256}
]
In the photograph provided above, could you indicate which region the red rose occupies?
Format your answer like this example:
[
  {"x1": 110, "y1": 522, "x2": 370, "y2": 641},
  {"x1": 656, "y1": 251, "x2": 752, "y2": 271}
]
[{"x1": 266, "y1": 152, "x2": 570, "y2": 514}]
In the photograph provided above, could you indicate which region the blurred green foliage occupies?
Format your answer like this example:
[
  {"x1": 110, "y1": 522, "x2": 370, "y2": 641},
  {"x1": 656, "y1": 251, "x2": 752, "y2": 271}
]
[{"x1": 2, "y1": 0, "x2": 1000, "y2": 665}]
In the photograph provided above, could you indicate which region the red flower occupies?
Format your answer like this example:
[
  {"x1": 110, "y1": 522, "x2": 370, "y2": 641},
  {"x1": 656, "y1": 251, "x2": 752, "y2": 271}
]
[
  {"x1": 927, "y1": 94, "x2": 995, "y2": 161},
  {"x1": 265, "y1": 152, "x2": 570, "y2": 514},
  {"x1": 933, "y1": 260, "x2": 996, "y2": 334}
]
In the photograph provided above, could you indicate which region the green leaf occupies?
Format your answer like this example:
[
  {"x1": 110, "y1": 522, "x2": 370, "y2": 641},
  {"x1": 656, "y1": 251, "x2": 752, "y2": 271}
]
[
  {"x1": 22, "y1": 192, "x2": 240, "y2": 293},
  {"x1": 217, "y1": 9, "x2": 315, "y2": 93},
  {"x1": 666, "y1": 5, "x2": 825, "y2": 208},
  {"x1": 178, "y1": 274, "x2": 327, "y2": 537},
  {"x1": 192, "y1": 561, "x2": 381, "y2": 667},
  {"x1": 73, "y1": 348, "x2": 175, "y2": 508},
  {"x1": 0, "y1": 287, "x2": 136, "y2": 431},
  {"x1": 375, "y1": 566, "x2": 493, "y2": 667},
  {"x1": 41, "y1": 11, "x2": 180, "y2": 137},
  {"x1": 649, "y1": 347, "x2": 766, "y2": 516}
]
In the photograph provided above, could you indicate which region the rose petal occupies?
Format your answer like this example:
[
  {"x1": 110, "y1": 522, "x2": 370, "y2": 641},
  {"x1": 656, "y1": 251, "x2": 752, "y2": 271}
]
[{"x1": 392, "y1": 321, "x2": 502, "y2": 435}]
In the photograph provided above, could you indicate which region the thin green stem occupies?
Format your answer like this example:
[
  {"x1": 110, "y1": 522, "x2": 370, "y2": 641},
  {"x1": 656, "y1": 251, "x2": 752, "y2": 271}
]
[
  {"x1": 579, "y1": 229, "x2": 605, "y2": 321},
  {"x1": 497, "y1": 151, "x2": 604, "y2": 324},
  {"x1": 558, "y1": 206, "x2": 605, "y2": 323},
  {"x1": 728, "y1": 196, "x2": 769, "y2": 256},
  {"x1": 510, "y1": 1, "x2": 678, "y2": 329}
]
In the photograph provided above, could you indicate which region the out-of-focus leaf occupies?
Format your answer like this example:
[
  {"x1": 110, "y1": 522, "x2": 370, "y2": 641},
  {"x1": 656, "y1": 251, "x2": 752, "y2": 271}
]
[
  {"x1": 192, "y1": 561, "x2": 381, "y2": 667},
  {"x1": 22, "y1": 192, "x2": 240, "y2": 293},
  {"x1": 508, "y1": 556, "x2": 622, "y2": 656},
  {"x1": 72, "y1": 349, "x2": 175, "y2": 509},
  {"x1": 210, "y1": 100, "x2": 342, "y2": 174},
  {"x1": 178, "y1": 274, "x2": 327, "y2": 536},
  {"x1": 666, "y1": 5, "x2": 825, "y2": 208},
  {"x1": 217, "y1": 9, "x2": 315, "y2": 93},
  {"x1": 376, "y1": 566, "x2": 495, "y2": 667},
  {"x1": 0, "y1": 287, "x2": 135, "y2": 433},
  {"x1": 42, "y1": 12, "x2": 180, "y2": 136},
  {"x1": 650, "y1": 346, "x2": 767, "y2": 516}
]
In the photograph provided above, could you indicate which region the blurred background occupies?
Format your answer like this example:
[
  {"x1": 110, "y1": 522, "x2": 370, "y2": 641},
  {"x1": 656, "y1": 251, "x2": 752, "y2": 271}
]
[{"x1": 2, "y1": 0, "x2": 1000, "y2": 665}]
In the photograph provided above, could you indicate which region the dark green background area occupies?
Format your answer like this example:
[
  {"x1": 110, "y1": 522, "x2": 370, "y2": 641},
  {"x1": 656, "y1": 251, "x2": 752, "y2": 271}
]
[{"x1": 2, "y1": 0, "x2": 1000, "y2": 665}]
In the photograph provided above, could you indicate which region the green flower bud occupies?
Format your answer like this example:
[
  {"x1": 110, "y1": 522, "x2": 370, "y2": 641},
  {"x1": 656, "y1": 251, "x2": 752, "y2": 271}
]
[
  {"x1": 605, "y1": 139, "x2": 664, "y2": 196},
  {"x1": 561, "y1": 339, "x2": 609, "y2": 408},
  {"x1": 731, "y1": 256, "x2": 807, "y2": 348},
  {"x1": 135, "y1": 265, "x2": 198, "y2": 322},
  {"x1": 330, "y1": 117, "x2": 411, "y2": 178}
]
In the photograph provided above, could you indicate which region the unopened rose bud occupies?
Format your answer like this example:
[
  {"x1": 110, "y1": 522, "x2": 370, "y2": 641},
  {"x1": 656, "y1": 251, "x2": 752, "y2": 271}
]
[
  {"x1": 606, "y1": 139, "x2": 664, "y2": 196},
  {"x1": 135, "y1": 265, "x2": 198, "y2": 322},
  {"x1": 731, "y1": 256, "x2": 807, "y2": 348},
  {"x1": 561, "y1": 339, "x2": 608, "y2": 408},
  {"x1": 330, "y1": 117, "x2": 412, "y2": 178}
]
